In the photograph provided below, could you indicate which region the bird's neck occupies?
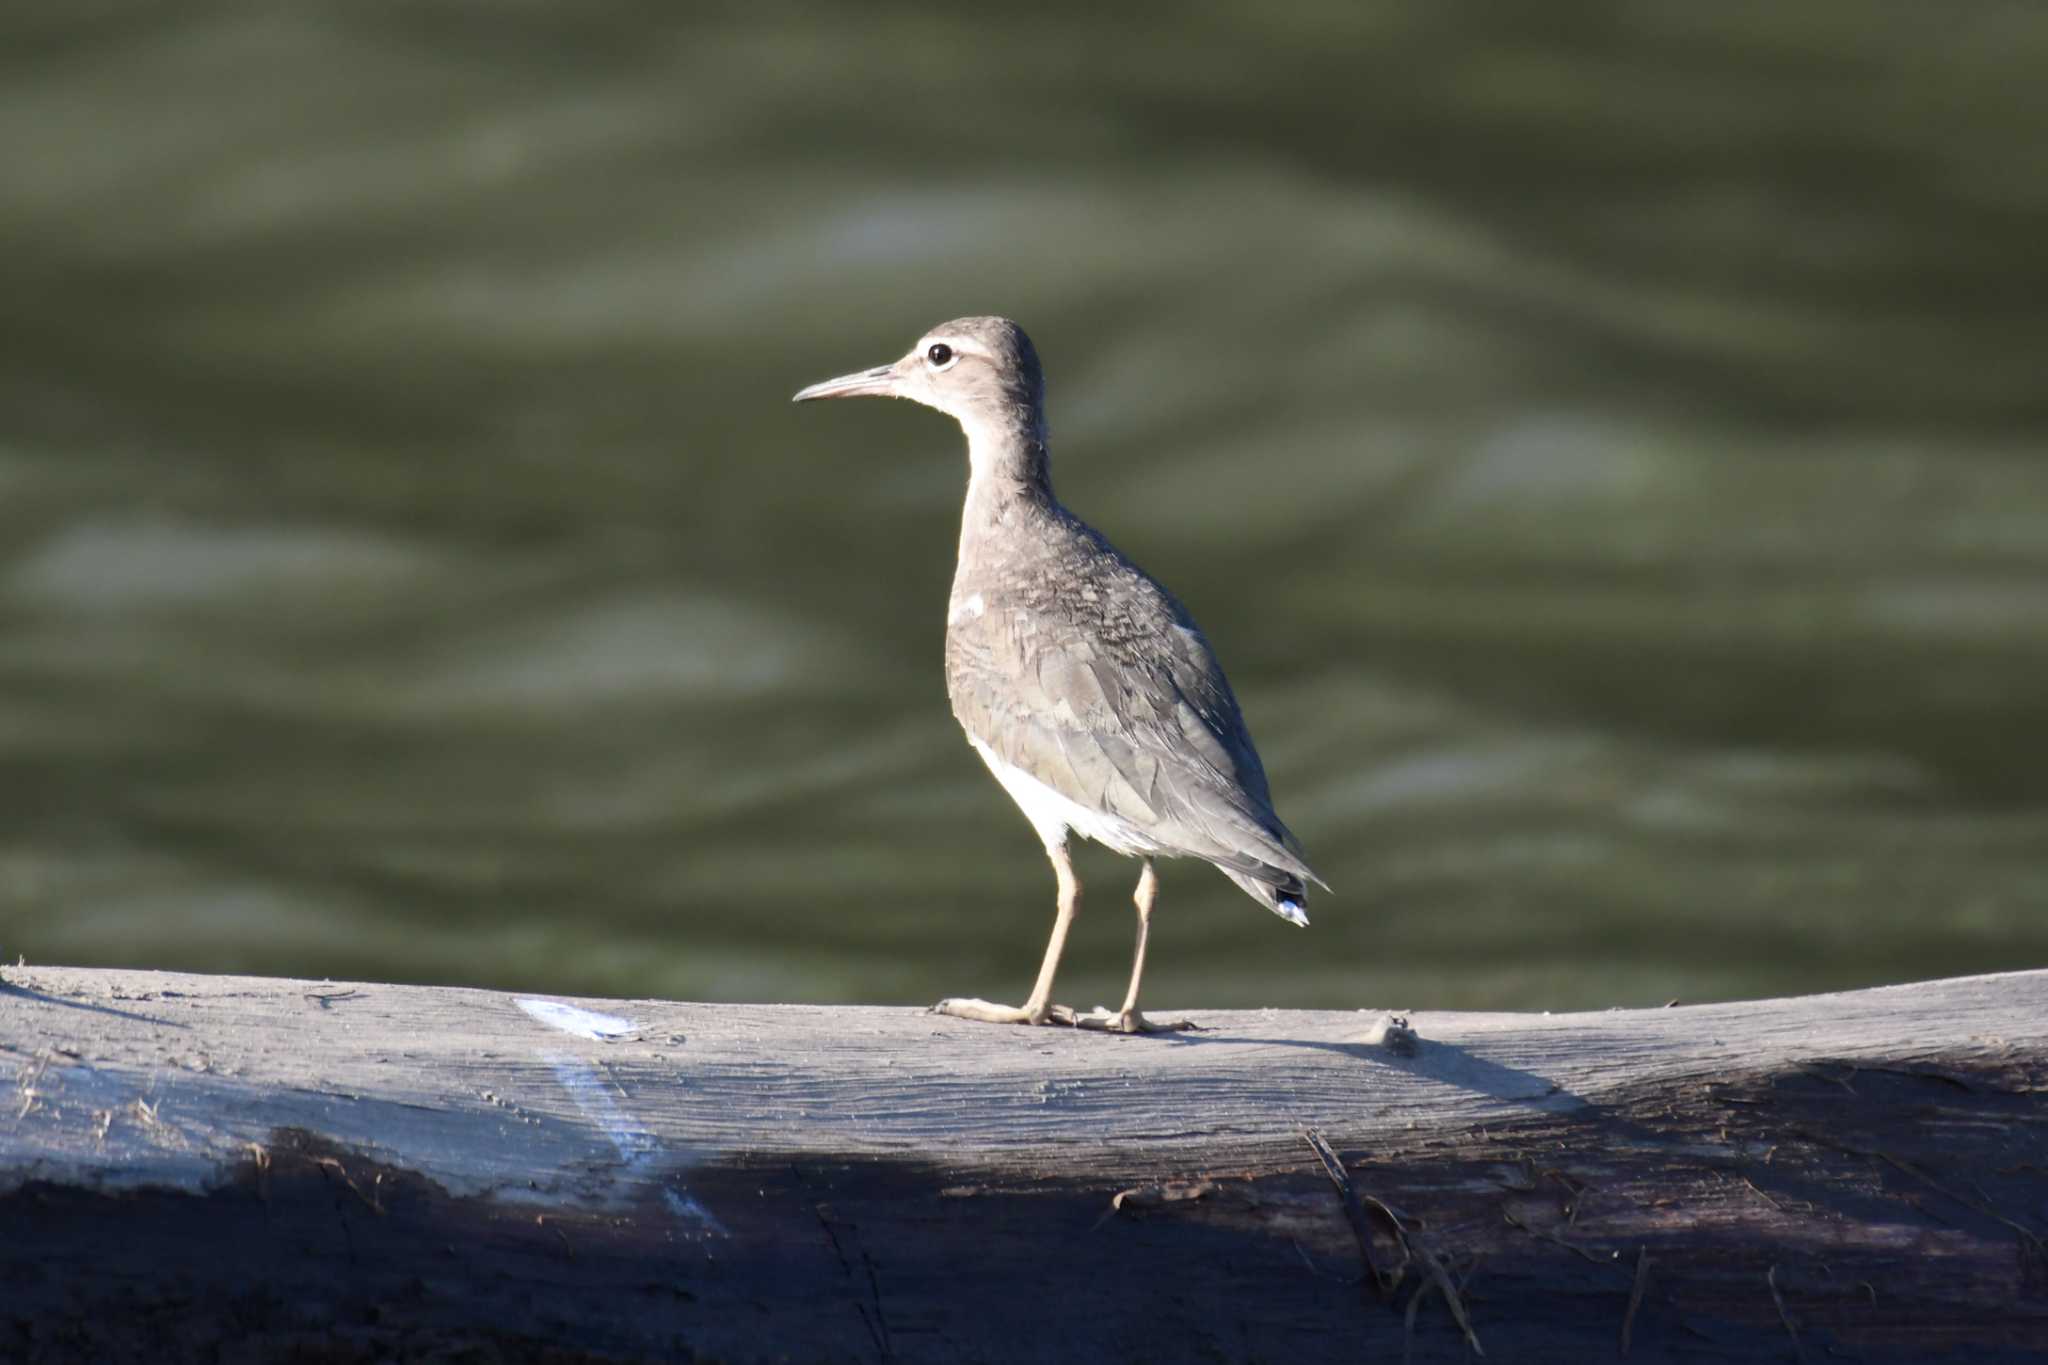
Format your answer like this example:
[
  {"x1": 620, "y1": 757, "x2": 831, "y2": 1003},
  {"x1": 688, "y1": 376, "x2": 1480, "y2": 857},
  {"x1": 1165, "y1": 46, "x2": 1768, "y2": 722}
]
[
  {"x1": 960, "y1": 409, "x2": 1052, "y2": 497},
  {"x1": 957, "y1": 421, "x2": 1056, "y2": 569}
]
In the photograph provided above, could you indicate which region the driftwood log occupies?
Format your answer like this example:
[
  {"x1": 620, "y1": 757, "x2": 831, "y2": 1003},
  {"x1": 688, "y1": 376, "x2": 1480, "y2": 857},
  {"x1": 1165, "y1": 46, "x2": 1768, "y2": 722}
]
[{"x1": 2, "y1": 963, "x2": 2044, "y2": 1363}]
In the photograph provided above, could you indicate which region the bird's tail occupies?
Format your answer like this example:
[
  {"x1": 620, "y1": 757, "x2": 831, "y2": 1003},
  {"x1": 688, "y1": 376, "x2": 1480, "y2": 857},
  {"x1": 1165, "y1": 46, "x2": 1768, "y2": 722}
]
[{"x1": 1220, "y1": 865, "x2": 1314, "y2": 927}]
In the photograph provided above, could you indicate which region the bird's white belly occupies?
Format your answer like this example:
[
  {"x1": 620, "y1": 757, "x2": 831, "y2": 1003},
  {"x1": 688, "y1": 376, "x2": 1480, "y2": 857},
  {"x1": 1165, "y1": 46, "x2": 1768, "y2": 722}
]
[{"x1": 967, "y1": 736, "x2": 1151, "y2": 856}]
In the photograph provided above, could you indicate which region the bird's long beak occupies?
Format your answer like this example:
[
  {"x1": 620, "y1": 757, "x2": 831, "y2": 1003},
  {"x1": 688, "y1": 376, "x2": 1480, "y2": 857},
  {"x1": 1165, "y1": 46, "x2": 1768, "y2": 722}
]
[{"x1": 791, "y1": 364, "x2": 900, "y2": 403}]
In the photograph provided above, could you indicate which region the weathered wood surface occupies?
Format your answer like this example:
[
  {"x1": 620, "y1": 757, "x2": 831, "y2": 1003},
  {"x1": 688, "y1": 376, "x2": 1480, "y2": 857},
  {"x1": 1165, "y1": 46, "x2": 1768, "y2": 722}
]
[{"x1": 3, "y1": 964, "x2": 2045, "y2": 1363}]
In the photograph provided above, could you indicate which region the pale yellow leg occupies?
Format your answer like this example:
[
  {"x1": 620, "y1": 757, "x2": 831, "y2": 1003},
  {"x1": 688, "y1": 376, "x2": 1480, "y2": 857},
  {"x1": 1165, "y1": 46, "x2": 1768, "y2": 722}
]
[
  {"x1": 1088, "y1": 859, "x2": 1195, "y2": 1034},
  {"x1": 1116, "y1": 859, "x2": 1158, "y2": 1022},
  {"x1": 933, "y1": 842, "x2": 1082, "y2": 1026}
]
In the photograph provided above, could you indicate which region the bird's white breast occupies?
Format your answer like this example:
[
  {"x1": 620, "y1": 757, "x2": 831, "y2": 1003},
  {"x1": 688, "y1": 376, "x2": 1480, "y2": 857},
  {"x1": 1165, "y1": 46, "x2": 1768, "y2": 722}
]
[{"x1": 967, "y1": 736, "x2": 1150, "y2": 856}]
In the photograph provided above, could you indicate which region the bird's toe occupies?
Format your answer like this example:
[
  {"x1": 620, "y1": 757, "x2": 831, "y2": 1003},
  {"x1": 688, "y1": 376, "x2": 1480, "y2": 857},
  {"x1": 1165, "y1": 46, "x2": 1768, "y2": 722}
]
[
  {"x1": 1119, "y1": 1009, "x2": 1200, "y2": 1034},
  {"x1": 1065, "y1": 1006, "x2": 1200, "y2": 1034},
  {"x1": 930, "y1": 997, "x2": 1055, "y2": 1026}
]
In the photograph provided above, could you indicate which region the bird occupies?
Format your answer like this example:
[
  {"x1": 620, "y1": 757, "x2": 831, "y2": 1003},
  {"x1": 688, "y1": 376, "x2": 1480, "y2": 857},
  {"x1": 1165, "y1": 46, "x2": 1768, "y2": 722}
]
[{"x1": 793, "y1": 316, "x2": 1324, "y2": 1033}]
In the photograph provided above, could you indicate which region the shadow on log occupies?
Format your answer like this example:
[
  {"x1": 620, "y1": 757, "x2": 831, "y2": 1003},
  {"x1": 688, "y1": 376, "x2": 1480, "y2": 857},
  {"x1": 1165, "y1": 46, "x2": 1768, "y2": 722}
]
[{"x1": 2, "y1": 965, "x2": 2045, "y2": 1362}]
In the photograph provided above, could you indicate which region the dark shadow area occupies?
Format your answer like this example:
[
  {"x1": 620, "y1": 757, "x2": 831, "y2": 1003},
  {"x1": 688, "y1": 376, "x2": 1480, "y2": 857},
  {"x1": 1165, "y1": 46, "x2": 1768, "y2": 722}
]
[
  {"x1": 7, "y1": 1050, "x2": 2046, "y2": 1365},
  {"x1": 1145, "y1": 1026, "x2": 1585, "y2": 1111}
]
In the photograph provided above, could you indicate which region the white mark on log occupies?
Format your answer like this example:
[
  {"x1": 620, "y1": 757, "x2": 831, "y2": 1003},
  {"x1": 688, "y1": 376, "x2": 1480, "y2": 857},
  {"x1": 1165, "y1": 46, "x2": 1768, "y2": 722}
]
[
  {"x1": 663, "y1": 1188, "x2": 728, "y2": 1234},
  {"x1": 542, "y1": 1053, "x2": 659, "y2": 1167},
  {"x1": 517, "y1": 998, "x2": 638, "y2": 1040},
  {"x1": 540, "y1": 1051, "x2": 727, "y2": 1236}
]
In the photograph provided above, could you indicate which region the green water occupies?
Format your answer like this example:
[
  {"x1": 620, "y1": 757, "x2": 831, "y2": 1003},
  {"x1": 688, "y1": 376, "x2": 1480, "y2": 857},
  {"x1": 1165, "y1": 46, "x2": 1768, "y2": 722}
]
[{"x1": 3, "y1": 4, "x2": 2045, "y2": 1011}]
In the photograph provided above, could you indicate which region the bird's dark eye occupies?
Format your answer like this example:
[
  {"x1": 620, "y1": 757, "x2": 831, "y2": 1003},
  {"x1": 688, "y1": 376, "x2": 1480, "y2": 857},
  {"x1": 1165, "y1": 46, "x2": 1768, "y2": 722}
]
[{"x1": 926, "y1": 343, "x2": 954, "y2": 367}]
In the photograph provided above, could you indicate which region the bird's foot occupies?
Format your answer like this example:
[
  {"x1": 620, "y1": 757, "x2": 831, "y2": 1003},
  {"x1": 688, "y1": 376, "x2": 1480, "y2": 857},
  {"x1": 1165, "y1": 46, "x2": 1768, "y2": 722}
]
[
  {"x1": 1068, "y1": 1006, "x2": 1201, "y2": 1035},
  {"x1": 930, "y1": 997, "x2": 1058, "y2": 1026},
  {"x1": 929, "y1": 999, "x2": 1200, "y2": 1033}
]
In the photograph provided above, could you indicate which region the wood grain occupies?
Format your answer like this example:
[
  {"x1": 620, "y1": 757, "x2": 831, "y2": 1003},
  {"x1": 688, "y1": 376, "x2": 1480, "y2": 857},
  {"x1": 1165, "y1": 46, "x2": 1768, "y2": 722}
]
[{"x1": 4, "y1": 964, "x2": 2045, "y2": 1362}]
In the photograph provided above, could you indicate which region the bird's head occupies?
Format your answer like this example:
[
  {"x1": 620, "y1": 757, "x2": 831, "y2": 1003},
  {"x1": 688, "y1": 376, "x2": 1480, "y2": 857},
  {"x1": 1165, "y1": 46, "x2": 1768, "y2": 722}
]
[{"x1": 793, "y1": 316, "x2": 1046, "y2": 452}]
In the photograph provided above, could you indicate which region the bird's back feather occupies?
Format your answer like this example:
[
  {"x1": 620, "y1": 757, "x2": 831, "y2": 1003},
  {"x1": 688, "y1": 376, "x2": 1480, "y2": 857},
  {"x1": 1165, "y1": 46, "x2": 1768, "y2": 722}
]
[{"x1": 946, "y1": 497, "x2": 1324, "y2": 916}]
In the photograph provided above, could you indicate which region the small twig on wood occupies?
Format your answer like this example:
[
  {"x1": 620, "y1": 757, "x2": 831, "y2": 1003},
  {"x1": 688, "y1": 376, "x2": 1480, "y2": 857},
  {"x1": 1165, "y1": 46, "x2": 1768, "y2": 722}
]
[
  {"x1": 1112, "y1": 1179, "x2": 1218, "y2": 1214},
  {"x1": 1093, "y1": 1179, "x2": 1218, "y2": 1231},
  {"x1": 1420, "y1": 1249, "x2": 1485, "y2": 1358},
  {"x1": 1302, "y1": 1127, "x2": 1396, "y2": 1295},
  {"x1": 1305, "y1": 1128, "x2": 1482, "y2": 1357},
  {"x1": 314, "y1": 1156, "x2": 386, "y2": 1215},
  {"x1": 1403, "y1": 1256, "x2": 1488, "y2": 1365},
  {"x1": 1620, "y1": 1247, "x2": 1651, "y2": 1356},
  {"x1": 303, "y1": 989, "x2": 364, "y2": 1008},
  {"x1": 1739, "y1": 1172, "x2": 1786, "y2": 1211},
  {"x1": 1766, "y1": 1264, "x2": 1806, "y2": 1364}
]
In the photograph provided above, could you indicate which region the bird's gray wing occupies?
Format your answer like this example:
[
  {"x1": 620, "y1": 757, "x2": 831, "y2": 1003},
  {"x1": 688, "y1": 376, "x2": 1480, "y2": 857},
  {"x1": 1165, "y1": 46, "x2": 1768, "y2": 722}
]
[{"x1": 946, "y1": 586, "x2": 1321, "y2": 890}]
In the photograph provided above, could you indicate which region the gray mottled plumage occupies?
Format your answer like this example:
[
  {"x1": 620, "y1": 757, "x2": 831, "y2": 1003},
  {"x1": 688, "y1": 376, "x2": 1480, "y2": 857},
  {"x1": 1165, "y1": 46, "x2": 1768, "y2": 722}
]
[
  {"x1": 945, "y1": 482, "x2": 1320, "y2": 911},
  {"x1": 794, "y1": 316, "x2": 1322, "y2": 1030}
]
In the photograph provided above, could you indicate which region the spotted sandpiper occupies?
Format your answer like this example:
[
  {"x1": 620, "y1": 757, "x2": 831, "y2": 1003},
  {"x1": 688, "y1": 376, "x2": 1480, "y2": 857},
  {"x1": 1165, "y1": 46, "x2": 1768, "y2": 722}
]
[{"x1": 794, "y1": 317, "x2": 1324, "y2": 1033}]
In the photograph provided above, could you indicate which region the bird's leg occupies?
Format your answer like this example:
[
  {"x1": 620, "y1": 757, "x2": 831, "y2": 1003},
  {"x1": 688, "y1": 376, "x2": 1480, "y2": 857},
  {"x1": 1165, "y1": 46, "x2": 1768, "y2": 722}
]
[
  {"x1": 1075, "y1": 858, "x2": 1196, "y2": 1034},
  {"x1": 1119, "y1": 859, "x2": 1160, "y2": 1027},
  {"x1": 932, "y1": 840, "x2": 1081, "y2": 1026}
]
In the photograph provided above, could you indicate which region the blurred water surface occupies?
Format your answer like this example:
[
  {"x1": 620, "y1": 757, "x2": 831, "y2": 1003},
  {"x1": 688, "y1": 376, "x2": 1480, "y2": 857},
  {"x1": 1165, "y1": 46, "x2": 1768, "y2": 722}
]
[{"x1": 3, "y1": 3, "x2": 2045, "y2": 1009}]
